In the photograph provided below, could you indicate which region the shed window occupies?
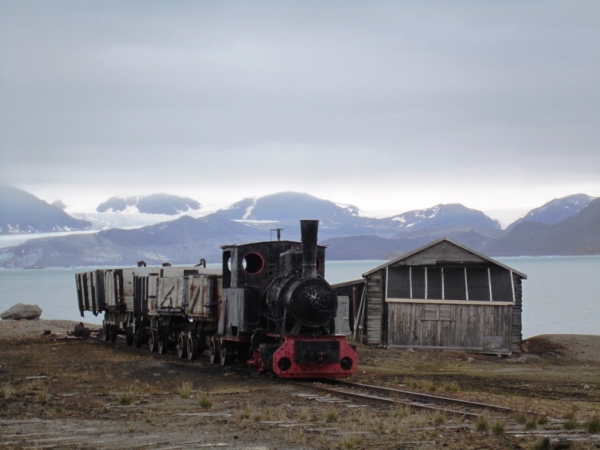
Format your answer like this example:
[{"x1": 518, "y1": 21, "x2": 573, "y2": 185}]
[
  {"x1": 387, "y1": 267, "x2": 410, "y2": 298},
  {"x1": 387, "y1": 265, "x2": 514, "y2": 303},
  {"x1": 490, "y1": 267, "x2": 514, "y2": 302},
  {"x1": 427, "y1": 268, "x2": 443, "y2": 299},
  {"x1": 467, "y1": 268, "x2": 490, "y2": 301},
  {"x1": 444, "y1": 267, "x2": 467, "y2": 300}
]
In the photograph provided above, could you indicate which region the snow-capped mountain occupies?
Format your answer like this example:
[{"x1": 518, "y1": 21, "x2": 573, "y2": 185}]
[
  {"x1": 96, "y1": 193, "x2": 202, "y2": 215},
  {"x1": 0, "y1": 185, "x2": 91, "y2": 235},
  {"x1": 506, "y1": 194, "x2": 595, "y2": 231},
  {"x1": 386, "y1": 204, "x2": 502, "y2": 233}
]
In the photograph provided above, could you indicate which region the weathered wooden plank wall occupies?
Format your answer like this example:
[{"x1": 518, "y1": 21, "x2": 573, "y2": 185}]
[
  {"x1": 387, "y1": 302, "x2": 513, "y2": 352},
  {"x1": 365, "y1": 271, "x2": 384, "y2": 345},
  {"x1": 511, "y1": 274, "x2": 523, "y2": 352}
]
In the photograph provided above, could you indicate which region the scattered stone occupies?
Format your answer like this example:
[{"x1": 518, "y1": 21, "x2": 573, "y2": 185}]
[{"x1": 1, "y1": 303, "x2": 42, "y2": 320}]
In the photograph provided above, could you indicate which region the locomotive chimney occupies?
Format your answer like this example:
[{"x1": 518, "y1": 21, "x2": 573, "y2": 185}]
[{"x1": 300, "y1": 220, "x2": 319, "y2": 279}]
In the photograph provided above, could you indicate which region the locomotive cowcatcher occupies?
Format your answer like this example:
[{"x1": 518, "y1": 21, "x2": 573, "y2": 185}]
[{"x1": 75, "y1": 220, "x2": 358, "y2": 379}]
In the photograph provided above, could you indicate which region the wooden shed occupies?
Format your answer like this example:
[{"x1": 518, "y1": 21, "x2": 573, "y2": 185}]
[{"x1": 359, "y1": 238, "x2": 526, "y2": 354}]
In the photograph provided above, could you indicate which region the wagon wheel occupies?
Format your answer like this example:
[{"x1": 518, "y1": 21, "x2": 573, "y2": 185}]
[
  {"x1": 109, "y1": 325, "x2": 117, "y2": 342},
  {"x1": 125, "y1": 326, "x2": 134, "y2": 346},
  {"x1": 209, "y1": 336, "x2": 220, "y2": 365},
  {"x1": 219, "y1": 340, "x2": 231, "y2": 366},
  {"x1": 177, "y1": 333, "x2": 187, "y2": 359},
  {"x1": 134, "y1": 330, "x2": 143, "y2": 348},
  {"x1": 157, "y1": 338, "x2": 168, "y2": 354},
  {"x1": 148, "y1": 330, "x2": 158, "y2": 352},
  {"x1": 187, "y1": 334, "x2": 199, "y2": 361}
]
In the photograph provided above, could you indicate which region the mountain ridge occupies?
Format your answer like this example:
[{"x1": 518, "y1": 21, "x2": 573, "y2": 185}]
[{"x1": 0, "y1": 188, "x2": 598, "y2": 267}]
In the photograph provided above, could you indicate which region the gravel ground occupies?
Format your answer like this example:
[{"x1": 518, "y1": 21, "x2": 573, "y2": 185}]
[
  {"x1": 0, "y1": 319, "x2": 99, "y2": 341},
  {"x1": 1, "y1": 319, "x2": 599, "y2": 449}
]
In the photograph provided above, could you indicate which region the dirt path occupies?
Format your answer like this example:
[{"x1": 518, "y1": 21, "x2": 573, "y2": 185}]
[{"x1": 1, "y1": 321, "x2": 599, "y2": 449}]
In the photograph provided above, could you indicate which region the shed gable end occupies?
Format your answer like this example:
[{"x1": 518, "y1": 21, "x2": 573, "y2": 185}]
[{"x1": 396, "y1": 240, "x2": 488, "y2": 266}]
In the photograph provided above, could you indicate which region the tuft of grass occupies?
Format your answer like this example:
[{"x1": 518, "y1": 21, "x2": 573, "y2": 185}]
[
  {"x1": 562, "y1": 410, "x2": 578, "y2": 430},
  {"x1": 297, "y1": 407, "x2": 310, "y2": 422},
  {"x1": 179, "y1": 381, "x2": 193, "y2": 399},
  {"x1": 394, "y1": 403, "x2": 411, "y2": 419},
  {"x1": 475, "y1": 414, "x2": 490, "y2": 432},
  {"x1": 537, "y1": 415, "x2": 549, "y2": 426},
  {"x1": 324, "y1": 405, "x2": 339, "y2": 423},
  {"x1": 492, "y1": 421, "x2": 505, "y2": 435},
  {"x1": 443, "y1": 382, "x2": 460, "y2": 393},
  {"x1": 198, "y1": 390, "x2": 213, "y2": 409},
  {"x1": 285, "y1": 429, "x2": 306, "y2": 445},
  {"x1": 531, "y1": 437, "x2": 550, "y2": 450},
  {"x1": 525, "y1": 418, "x2": 538, "y2": 430},
  {"x1": 1, "y1": 382, "x2": 16, "y2": 400},
  {"x1": 431, "y1": 411, "x2": 446, "y2": 426},
  {"x1": 585, "y1": 417, "x2": 600, "y2": 434},
  {"x1": 513, "y1": 411, "x2": 528, "y2": 424},
  {"x1": 117, "y1": 386, "x2": 134, "y2": 406},
  {"x1": 253, "y1": 407, "x2": 276, "y2": 422},
  {"x1": 339, "y1": 434, "x2": 364, "y2": 449},
  {"x1": 37, "y1": 387, "x2": 48, "y2": 403}
]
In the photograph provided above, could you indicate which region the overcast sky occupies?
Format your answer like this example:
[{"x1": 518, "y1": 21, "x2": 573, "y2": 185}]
[{"x1": 1, "y1": 1, "x2": 599, "y2": 224}]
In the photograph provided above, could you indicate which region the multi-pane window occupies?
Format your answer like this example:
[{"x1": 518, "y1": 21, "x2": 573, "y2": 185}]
[{"x1": 387, "y1": 266, "x2": 514, "y2": 302}]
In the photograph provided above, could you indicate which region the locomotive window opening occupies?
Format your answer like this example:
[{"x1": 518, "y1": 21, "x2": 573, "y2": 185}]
[
  {"x1": 242, "y1": 252, "x2": 265, "y2": 274},
  {"x1": 316, "y1": 256, "x2": 322, "y2": 272}
]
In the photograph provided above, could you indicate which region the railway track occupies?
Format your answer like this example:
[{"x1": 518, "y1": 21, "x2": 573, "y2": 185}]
[
  {"x1": 292, "y1": 379, "x2": 521, "y2": 419},
  {"x1": 77, "y1": 330, "x2": 525, "y2": 419}
]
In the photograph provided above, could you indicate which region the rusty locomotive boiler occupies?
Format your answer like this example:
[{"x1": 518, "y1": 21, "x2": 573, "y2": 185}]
[{"x1": 75, "y1": 220, "x2": 358, "y2": 378}]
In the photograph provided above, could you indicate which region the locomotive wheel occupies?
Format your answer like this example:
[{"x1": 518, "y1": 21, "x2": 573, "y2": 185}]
[
  {"x1": 103, "y1": 323, "x2": 109, "y2": 341},
  {"x1": 125, "y1": 327, "x2": 134, "y2": 346},
  {"x1": 157, "y1": 339, "x2": 168, "y2": 354},
  {"x1": 148, "y1": 330, "x2": 158, "y2": 352},
  {"x1": 219, "y1": 341, "x2": 231, "y2": 366},
  {"x1": 187, "y1": 334, "x2": 199, "y2": 361},
  {"x1": 177, "y1": 333, "x2": 187, "y2": 359},
  {"x1": 209, "y1": 337, "x2": 220, "y2": 364}
]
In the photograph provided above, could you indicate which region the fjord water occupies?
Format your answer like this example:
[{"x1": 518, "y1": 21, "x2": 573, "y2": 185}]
[{"x1": 0, "y1": 256, "x2": 598, "y2": 338}]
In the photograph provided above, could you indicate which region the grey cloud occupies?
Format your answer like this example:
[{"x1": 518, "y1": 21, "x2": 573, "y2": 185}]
[{"x1": 1, "y1": 1, "x2": 599, "y2": 212}]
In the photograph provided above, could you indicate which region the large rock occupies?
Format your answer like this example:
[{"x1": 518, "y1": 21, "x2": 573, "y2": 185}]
[{"x1": 0, "y1": 303, "x2": 42, "y2": 320}]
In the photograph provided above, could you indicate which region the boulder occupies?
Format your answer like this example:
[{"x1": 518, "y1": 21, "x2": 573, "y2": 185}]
[{"x1": 0, "y1": 303, "x2": 43, "y2": 320}]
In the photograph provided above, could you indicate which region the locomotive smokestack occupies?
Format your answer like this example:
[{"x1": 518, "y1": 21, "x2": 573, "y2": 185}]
[{"x1": 300, "y1": 220, "x2": 319, "y2": 279}]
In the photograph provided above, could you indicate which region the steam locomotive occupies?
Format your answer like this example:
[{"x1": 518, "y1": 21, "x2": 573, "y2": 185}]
[{"x1": 75, "y1": 220, "x2": 358, "y2": 378}]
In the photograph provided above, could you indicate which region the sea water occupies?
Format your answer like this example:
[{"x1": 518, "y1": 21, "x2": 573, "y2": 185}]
[{"x1": 0, "y1": 256, "x2": 598, "y2": 338}]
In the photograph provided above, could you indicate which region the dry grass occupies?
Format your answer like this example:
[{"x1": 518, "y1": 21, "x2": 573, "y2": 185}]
[
  {"x1": 324, "y1": 405, "x2": 339, "y2": 423},
  {"x1": 1, "y1": 381, "x2": 16, "y2": 400},
  {"x1": 430, "y1": 410, "x2": 446, "y2": 426},
  {"x1": 491, "y1": 420, "x2": 505, "y2": 435},
  {"x1": 285, "y1": 429, "x2": 306, "y2": 445},
  {"x1": 117, "y1": 386, "x2": 134, "y2": 405},
  {"x1": 475, "y1": 413, "x2": 490, "y2": 432},
  {"x1": 197, "y1": 390, "x2": 213, "y2": 409},
  {"x1": 179, "y1": 381, "x2": 193, "y2": 399},
  {"x1": 253, "y1": 407, "x2": 277, "y2": 422},
  {"x1": 585, "y1": 417, "x2": 600, "y2": 434},
  {"x1": 339, "y1": 433, "x2": 365, "y2": 449}
]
